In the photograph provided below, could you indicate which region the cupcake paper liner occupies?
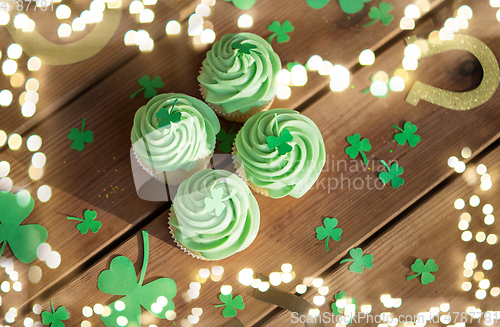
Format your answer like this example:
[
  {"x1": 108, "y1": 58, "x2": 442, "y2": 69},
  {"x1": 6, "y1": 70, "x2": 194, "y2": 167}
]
[{"x1": 231, "y1": 143, "x2": 271, "y2": 198}]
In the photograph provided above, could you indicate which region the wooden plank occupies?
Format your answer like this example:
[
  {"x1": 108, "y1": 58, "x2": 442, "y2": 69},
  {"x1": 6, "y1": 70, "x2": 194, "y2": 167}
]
[
  {"x1": 0, "y1": 0, "x2": 447, "y2": 315},
  {"x1": 266, "y1": 143, "x2": 500, "y2": 326},
  {"x1": 0, "y1": 0, "x2": 198, "y2": 136},
  {"x1": 15, "y1": 0, "x2": 500, "y2": 325}
]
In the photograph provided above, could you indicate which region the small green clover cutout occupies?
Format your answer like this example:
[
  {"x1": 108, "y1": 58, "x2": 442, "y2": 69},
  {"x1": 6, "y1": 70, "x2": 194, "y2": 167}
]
[
  {"x1": 67, "y1": 210, "x2": 102, "y2": 234},
  {"x1": 267, "y1": 129, "x2": 294, "y2": 155},
  {"x1": 340, "y1": 248, "x2": 373, "y2": 273},
  {"x1": 216, "y1": 124, "x2": 237, "y2": 153},
  {"x1": 267, "y1": 20, "x2": 295, "y2": 44},
  {"x1": 345, "y1": 134, "x2": 372, "y2": 165},
  {"x1": 339, "y1": 0, "x2": 372, "y2": 14},
  {"x1": 379, "y1": 160, "x2": 404, "y2": 189},
  {"x1": 41, "y1": 301, "x2": 69, "y2": 327},
  {"x1": 68, "y1": 118, "x2": 94, "y2": 151},
  {"x1": 215, "y1": 292, "x2": 245, "y2": 318},
  {"x1": 156, "y1": 98, "x2": 181, "y2": 129},
  {"x1": 205, "y1": 186, "x2": 237, "y2": 216},
  {"x1": 363, "y1": 1, "x2": 394, "y2": 27},
  {"x1": 315, "y1": 218, "x2": 342, "y2": 251},
  {"x1": 306, "y1": 0, "x2": 330, "y2": 9},
  {"x1": 130, "y1": 75, "x2": 164, "y2": 99},
  {"x1": 392, "y1": 122, "x2": 421, "y2": 147},
  {"x1": 224, "y1": 0, "x2": 255, "y2": 10},
  {"x1": 331, "y1": 291, "x2": 357, "y2": 319},
  {"x1": 407, "y1": 258, "x2": 439, "y2": 285},
  {"x1": 0, "y1": 191, "x2": 48, "y2": 264},
  {"x1": 232, "y1": 41, "x2": 257, "y2": 55}
]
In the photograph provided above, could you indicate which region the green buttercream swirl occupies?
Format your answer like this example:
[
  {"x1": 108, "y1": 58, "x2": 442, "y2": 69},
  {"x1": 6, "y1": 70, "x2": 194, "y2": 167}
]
[
  {"x1": 131, "y1": 93, "x2": 220, "y2": 172},
  {"x1": 171, "y1": 169, "x2": 260, "y2": 260},
  {"x1": 198, "y1": 33, "x2": 281, "y2": 114},
  {"x1": 235, "y1": 108, "x2": 326, "y2": 198}
]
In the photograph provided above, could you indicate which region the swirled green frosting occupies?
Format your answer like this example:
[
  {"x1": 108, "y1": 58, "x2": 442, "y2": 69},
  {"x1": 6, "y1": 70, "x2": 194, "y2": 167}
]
[
  {"x1": 170, "y1": 169, "x2": 260, "y2": 260},
  {"x1": 235, "y1": 108, "x2": 326, "y2": 198},
  {"x1": 131, "y1": 93, "x2": 220, "y2": 172},
  {"x1": 198, "y1": 33, "x2": 281, "y2": 114}
]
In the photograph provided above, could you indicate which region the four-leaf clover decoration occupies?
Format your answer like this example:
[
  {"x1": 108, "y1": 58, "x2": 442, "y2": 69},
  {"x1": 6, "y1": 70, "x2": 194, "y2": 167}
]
[
  {"x1": 42, "y1": 301, "x2": 69, "y2": 327},
  {"x1": 215, "y1": 292, "x2": 245, "y2": 318},
  {"x1": 156, "y1": 98, "x2": 181, "y2": 129},
  {"x1": 68, "y1": 118, "x2": 94, "y2": 151},
  {"x1": 67, "y1": 210, "x2": 102, "y2": 234},
  {"x1": 130, "y1": 75, "x2": 164, "y2": 99},
  {"x1": 339, "y1": 0, "x2": 372, "y2": 14},
  {"x1": 224, "y1": 0, "x2": 255, "y2": 10},
  {"x1": 232, "y1": 41, "x2": 257, "y2": 55},
  {"x1": 363, "y1": 1, "x2": 394, "y2": 27},
  {"x1": 98, "y1": 231, "x2": 177, "y2": 327},
  {"x1": 267, "y1": 128, "x2": 294, "y2": 155},
  {"x1": 0, "y1": 191, "x2": 48, "y2": 263},
  {"x1": 315, "y1": 218, "x2": 342, "y2": 251},
  {"x1": 331, "y1": 291, "x2": 357, "y2": 319},
  {"x1": 379, "y1": 160, "x2": 404, "y2": 189},
  {"x1": 340, "y1": 248, "x2": 373, "y2": 273},
  {"x1": 345, "y1": 134, "x2": 372, "y2": 165},
  {"x1": 216, "y1": 124, "x2": 237, "y2": 153},
  {"x1": 407, "y1": 258, "x2": 439, "y2": 285},
  {"x1": 267, "y1": 20, "x2": 295, "y2": 44},
  {"x1": 392, "y1": 122, "x2": 421, "y2": 147},
  {"x1": 205, "y1": 186, "x2": 238, "y2": 216}
]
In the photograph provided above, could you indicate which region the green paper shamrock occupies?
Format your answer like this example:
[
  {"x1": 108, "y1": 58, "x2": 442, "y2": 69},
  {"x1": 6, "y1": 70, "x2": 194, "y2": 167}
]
[
  {"x1": 130, "y1": 75, "x2": 164, "y2": 99},
  {"x1": 379, "y1": 160, "x2": 404, "y2": 189},
  {"x1": 216, "y1": 124, "x2": 237, "y2": 153},
  {"x1": 315, "y1": 218, "x2": 342, "y2": 251},
  {"x1": 232, "y1": 41, "x2": 257, "y2": 55},
  {"x1": 267, "y1": 128, "x2": 294, "y2": 155},
  {"x1": 331, "y1": 291, "x2": 357, "y2": 319},
  {"x1": 204, "y1": 187, "x2": 237, "y2": 216},
  {"x1": 224, "y1": 0, "x2": 255, "y2": 10},
  {"x1": 67, "y1": 210, "x2": 101, "y2": 234},
  {"x1": 340, "y1": 248, "x2": 373, "y2": 273},
  {"x1": 339, "y1": 0, "x2": 372, "y2": 14},
  {"x1": 363, "y1": 2, "x2": 394, "y2": 27},
  {"x1": 345, "y1": 134, "x2": 372, "y2": 165},
  {"x1": 392, "y1": 122, "x2": 421, "y2": 147},
  {"x1": 306, "y1": 0, "x2": 330, "y2": 9},
  {"x1": 68, "y1": 118, "x2": 94, "y2": 151},
  {"x1": 267, "y1": 20, "x2": 295, "y2": 44},
  {"x1": 286, "y1": 62, "x2": 301, "y2": 72},
  {"x1": 0, "y1": 191, "x2": 48, "y2": 264},
  {"x1": 156, "y1": 98, "x2": 181, "y2": 129},
  {"x1": 42, "y1": 301, "x2": 69, "y2": 327},
  {"x1": 215, "y1": 293, "x2": 245, "y2": 318},
  {"x1": 98, "y1": 231, "x2": 177, "y2": 327},
  {"x1": 407, "y1": 258, "x2": 439, "y2": 285}
]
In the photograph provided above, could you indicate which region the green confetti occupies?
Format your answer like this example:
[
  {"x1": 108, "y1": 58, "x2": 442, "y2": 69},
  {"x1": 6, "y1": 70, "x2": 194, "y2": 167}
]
[
  {"x1": 305, "y1": 0, "x2": 330, "y2": 9},
  {"x1": 392, "y1": 122, "x2": 421, "y2": 147},
  {"x1": 130, "y1": 75, "x2": 164, "y2": 99},
  {"x1": 331, "y1": 291, "x2": 357, "y2": 322},
  {"x1": 216, "y1": 124, "x2": 237, "y2": 153},
  {"x1": 98, "y1": 231, "x2": 177, "y2": 327},
  {"x1": 42, "y1": 301, "x2": 69, "y2": 327},
  {"x1": 67, "y1": 210, "x2": 102, "y2": 234},
  {"x1": 315, "y1": 218, "x2": 342, "y2": 251},
  {"x1": 68, "y1": 118, "x2": 94, "y2": 151},
  {"x1": 0, "y1": 191, "x2": 48, "y2": 264},
  {"x1": 224, "y1": 0, "x2": 255, "y2": 10},
  {"x1": 407, "y1": 258, "x2": 439, "y2": 285},
  {"x1": 267, "y1": 20, "x2": 295, "y2": 44},
  {"x1": 363, "y1": 2, "x2": 394, "y2": 27},
  {"x1": 339, "y1": 0, "x2": 372, "y2": 14},
  {"x1": 267, "y1": 129, "x2": 293, "y2": 155},
  {"x1": 215, "y1": 292, "x2": 245, "y2": 318},
  {"x1": 340, "y1": 248, "x2": 373, "y2": 273},
  {"x1": 232, "y1": 41, "x2": 257, "y2": 54},
  {"x1": 379, "y1": 160, "x2": 404, "y2": 189},
  {"x1": 156, "y1": 98, "x2": 181, "y2": 129},
  {"x1": 345, "y1": 134, "x2": 372, "y2": 165}
]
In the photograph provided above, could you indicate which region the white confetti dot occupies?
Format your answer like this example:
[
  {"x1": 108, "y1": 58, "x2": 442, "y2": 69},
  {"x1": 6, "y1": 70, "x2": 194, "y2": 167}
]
[
  {"x1": 37, "y1": 243, "x2": 51, "y2": 261},
  {"x1": 83, "y1": 306, "x2": 93, "y2": 317},
  {"x1": 46, "y1": 251, "x2": 61, "y2": 269}
]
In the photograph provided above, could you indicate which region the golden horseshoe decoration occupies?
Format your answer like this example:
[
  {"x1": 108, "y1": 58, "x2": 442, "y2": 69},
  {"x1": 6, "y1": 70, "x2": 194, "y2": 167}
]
[
  {"x1": 6, "y1": 9, "x2": 122, "y2": 66},
  {"x1": 405, "y1": 34, "x2": 500, "y2": 110}
]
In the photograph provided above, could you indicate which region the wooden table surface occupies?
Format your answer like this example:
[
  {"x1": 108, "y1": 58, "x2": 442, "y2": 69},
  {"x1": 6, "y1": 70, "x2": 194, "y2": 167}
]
[{"x1": 1, "y1": 0, "x2": 499, "y2": 326}]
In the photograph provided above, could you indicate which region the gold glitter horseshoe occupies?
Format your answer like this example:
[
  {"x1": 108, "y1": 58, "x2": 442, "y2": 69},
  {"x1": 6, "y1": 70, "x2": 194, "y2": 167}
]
[
  {"x1": 405, "y1": 35, "x2": 500, "y2": 110},
  {"x1": 6, "y1": 9, "x2": 122, "y2": 66}
]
